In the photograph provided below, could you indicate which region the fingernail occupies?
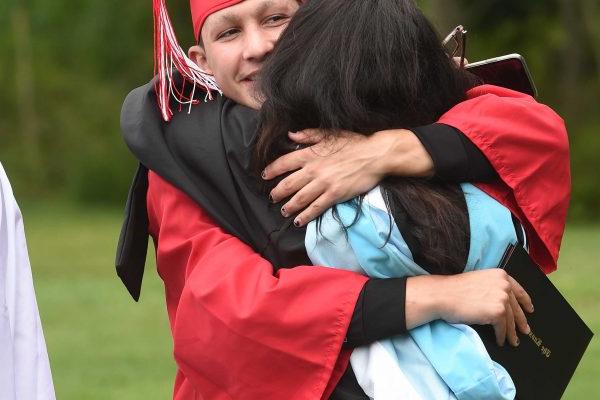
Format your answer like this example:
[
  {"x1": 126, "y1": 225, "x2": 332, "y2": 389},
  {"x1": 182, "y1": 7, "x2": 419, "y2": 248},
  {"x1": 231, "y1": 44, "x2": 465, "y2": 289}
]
[
  {"x1": 289, "y1": 131, "x2": 298, "y2": 135},
  {"x1": 281, "y1": 207, "x2": 287, "y2": 217},
  {"x1": 262, "y1": 170, "x2": 267, "y2": 179},
  {"x1": 294, "y1": 218, "x2": 301, "y2": 227},
  {"x1": 515, "y1": 338, "x2": 520, "y2": 347},
  {"x1": 525, "y1": 324, "x2": 531, "y2": 334},
  {"x1": 269, "y1": 194, "x2": 274, "y2": 203}
]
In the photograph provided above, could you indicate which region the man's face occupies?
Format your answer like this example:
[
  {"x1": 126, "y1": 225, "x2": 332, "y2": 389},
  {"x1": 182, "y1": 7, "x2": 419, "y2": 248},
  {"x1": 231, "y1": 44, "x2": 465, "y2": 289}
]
[{"x1": 189, "y1": 0, "x2": 300, "y2": 109}]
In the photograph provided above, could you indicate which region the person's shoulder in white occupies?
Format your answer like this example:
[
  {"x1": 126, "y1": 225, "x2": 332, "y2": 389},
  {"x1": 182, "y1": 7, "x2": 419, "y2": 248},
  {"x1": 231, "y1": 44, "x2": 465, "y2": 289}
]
[{"x1": 0, "y1": 162, "x2": 56, "y2": 400}]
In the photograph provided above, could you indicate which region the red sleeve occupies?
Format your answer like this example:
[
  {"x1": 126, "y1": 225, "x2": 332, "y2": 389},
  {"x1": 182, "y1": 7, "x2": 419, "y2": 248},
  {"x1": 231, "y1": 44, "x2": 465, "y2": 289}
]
[
  {"x1": 438, "y1": 84, "x2": 570, "y2": 273},
  {"x1": 146, "y1": 171, "x2": 368, "y2": 400}
]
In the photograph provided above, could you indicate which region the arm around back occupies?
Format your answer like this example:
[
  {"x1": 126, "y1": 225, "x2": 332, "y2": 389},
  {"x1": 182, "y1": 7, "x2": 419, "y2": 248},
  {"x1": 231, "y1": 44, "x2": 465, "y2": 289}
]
[{"x1": 146, "y1": 171, "x2": 368, "y2": 399}]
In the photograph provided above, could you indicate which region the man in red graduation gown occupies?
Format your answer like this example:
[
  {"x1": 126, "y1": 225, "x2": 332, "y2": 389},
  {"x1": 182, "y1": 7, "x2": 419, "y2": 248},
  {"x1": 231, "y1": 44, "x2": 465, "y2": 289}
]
[{"x1": 117, "y1": 0, "x2": 569, "y2": 399}]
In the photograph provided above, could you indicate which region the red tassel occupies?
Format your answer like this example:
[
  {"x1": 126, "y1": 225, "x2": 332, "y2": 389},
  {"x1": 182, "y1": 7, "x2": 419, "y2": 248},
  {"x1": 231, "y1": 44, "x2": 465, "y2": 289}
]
[{"x1": 153, "y1": 0, "x2": 221, "y2": 121}]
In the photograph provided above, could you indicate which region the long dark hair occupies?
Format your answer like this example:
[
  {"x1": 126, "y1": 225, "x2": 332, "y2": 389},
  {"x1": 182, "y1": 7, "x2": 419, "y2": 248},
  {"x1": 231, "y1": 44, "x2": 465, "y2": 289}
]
[{"x1": 255, "y1": 0, "x2": 476, "y2": 274}]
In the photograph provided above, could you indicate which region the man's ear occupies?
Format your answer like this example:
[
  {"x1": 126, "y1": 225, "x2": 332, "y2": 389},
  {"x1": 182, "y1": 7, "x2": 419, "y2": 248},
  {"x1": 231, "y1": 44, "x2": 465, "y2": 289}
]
[{"x1": 188, "y1": 45, "x2": 213, "y2": 75}]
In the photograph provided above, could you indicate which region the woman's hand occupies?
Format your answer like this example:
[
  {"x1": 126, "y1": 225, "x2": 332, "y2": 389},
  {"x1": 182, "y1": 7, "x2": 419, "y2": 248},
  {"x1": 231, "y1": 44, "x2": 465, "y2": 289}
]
[
  {"x1": 262, "y1": 129, "x2": 434, "y2": 225},
  {"x1": 406, "y1": 269, "x2": 533, "y2": 347}
]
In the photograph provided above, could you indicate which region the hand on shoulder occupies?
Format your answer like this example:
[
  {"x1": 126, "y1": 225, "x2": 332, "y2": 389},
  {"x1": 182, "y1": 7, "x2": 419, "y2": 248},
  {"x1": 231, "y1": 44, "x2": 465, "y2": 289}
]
[{"x1": 262, "y1": 128, "x2": 434, "y2": 226}]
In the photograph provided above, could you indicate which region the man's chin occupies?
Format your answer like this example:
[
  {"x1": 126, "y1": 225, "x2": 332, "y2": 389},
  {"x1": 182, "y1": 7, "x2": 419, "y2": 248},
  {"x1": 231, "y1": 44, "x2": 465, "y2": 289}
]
[
  {"x1": 220, "y1": 82, "x2": 262, "y2": 109},
  {"x1": 237, "y1": 91, "x2": 262, "y2": 110}
]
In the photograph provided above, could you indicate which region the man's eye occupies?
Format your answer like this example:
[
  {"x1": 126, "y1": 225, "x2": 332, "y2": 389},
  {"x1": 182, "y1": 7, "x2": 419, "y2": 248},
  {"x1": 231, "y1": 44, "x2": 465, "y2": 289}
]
[
  {"x1": 264, "y1": 15, "x2": 288, "y2": 25},
  {"x1": 217, "y1": 29, "x2": 239, "y2": 40}
]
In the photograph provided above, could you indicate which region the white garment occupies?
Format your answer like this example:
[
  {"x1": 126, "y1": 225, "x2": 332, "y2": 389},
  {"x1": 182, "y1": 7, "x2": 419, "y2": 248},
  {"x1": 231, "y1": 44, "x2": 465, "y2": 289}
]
[{"x1": 0, "y1": 163, "x2": 56, "y2": 400}]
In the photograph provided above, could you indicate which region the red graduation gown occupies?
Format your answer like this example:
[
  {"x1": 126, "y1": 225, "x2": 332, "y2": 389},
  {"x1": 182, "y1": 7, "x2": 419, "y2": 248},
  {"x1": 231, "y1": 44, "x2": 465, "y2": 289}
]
[
  {"x1": 147, "y1": 172, "x2": 368, "y2": 400},
  {"x1": 440, "y1": 85, "x2": 570, "y2": 274},
  {"x1": 147, "y1": 85, "x2": 569, "y2": 399}
]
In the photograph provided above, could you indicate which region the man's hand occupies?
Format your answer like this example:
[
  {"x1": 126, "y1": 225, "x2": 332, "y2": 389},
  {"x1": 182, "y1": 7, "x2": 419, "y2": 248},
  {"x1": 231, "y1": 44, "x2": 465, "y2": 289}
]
[
  {"x1": 453, "y1": 57, "x2": 469, "y2": 68},
  {"x1": 262, "y1": 129, "x2": 434, "y2": 226},
  {"x1": 406, "y1": 269, "x2": 534, "y2": 347}
]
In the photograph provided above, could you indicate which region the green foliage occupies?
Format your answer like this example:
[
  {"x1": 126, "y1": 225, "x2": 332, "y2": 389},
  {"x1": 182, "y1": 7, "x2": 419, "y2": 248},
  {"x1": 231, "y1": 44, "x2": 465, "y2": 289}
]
[
  {"x1": 569, "y1": 121, "x2": 600, "y2": 220},
  {"x1": 1, "y1": 1, "x2": 599, "y2": 218},
  {"x1": 423, "y1": 0, "x2": 600, "y2": 221},
  {"x1": 0, "y1": 0, "x2": 191, "y2": 204}
]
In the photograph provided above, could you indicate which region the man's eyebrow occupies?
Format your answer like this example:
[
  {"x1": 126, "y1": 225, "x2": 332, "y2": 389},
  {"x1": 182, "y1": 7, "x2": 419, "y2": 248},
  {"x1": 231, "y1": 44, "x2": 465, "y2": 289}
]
[
  {"x1": 214, "y1": 0, "x2": 277, "y2": 27},
  {"x1": 255, "y1": 0, "x2": 275, "y2": 15},
  {"x1": 217, "y1": 12, "x2": 240, "y2": 25}
]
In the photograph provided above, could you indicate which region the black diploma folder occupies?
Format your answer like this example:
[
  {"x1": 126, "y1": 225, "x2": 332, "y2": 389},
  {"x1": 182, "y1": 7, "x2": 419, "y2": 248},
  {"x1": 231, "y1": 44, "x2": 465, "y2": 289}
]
[{"x1": 472, "y1": 246, "x2": 593, "y2": 400}]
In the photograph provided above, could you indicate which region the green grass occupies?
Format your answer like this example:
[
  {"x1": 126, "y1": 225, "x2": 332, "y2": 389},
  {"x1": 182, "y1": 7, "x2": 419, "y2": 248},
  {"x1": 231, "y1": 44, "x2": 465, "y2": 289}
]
[
  {"x1": 20, "y1": 203, "x2": 600, "y2": 399},
  {"x1": 549, "y1": 226, "x2": 600, "y2": 399},
  {"x1": 23, "y1": 203, "x2": 174, "y2": 400}
]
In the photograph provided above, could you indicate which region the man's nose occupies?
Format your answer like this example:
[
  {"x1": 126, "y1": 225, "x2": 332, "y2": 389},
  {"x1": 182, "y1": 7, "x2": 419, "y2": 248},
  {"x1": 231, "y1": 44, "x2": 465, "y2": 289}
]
[{"x1": 242, "y1": 28, "x2": 275, "y2": 62}]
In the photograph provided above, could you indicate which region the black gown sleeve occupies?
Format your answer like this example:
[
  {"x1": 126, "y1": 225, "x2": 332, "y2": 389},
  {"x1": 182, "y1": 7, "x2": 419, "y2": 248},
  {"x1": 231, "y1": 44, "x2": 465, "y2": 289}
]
[
  {"x1": 411, "y1": 123, "x2": 498, "y2": 182},
  {"x1": 344, "y1": 277, "x2": 407, "y2": 348}
]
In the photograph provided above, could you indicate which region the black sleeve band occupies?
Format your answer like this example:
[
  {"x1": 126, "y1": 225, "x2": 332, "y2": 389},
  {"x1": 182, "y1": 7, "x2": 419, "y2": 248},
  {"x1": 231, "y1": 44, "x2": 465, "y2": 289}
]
[
  {"x1": 344, "y1": 277, "x2": 407, "y2": 348},
  {"x1": 411, "y1": 123, "x2": 497, "y2": 183}
]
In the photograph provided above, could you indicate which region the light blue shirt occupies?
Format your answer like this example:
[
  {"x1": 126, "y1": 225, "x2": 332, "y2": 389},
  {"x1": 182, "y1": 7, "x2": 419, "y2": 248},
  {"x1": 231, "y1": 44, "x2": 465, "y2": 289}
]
[{"x1": 306, "y1": 183, "x2": 517, "y2": 400}]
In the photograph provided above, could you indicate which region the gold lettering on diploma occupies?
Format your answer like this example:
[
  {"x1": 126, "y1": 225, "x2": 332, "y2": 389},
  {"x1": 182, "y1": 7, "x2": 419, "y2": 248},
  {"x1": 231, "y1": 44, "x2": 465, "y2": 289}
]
[{"x1": 528, "y1": 331, "x2": 552, "y2": 358}]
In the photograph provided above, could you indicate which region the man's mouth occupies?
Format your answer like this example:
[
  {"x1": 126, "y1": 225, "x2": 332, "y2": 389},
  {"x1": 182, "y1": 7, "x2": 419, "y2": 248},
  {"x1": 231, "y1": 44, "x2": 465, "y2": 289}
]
[{"x1": 241, "y1": 72, "x2": 259, "y2": 83}]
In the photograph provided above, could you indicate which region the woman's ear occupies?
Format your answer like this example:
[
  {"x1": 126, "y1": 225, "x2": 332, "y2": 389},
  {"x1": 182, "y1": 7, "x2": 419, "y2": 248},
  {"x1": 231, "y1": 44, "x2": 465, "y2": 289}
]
[{"x1": 188, "y1": 45, "x2": 214, "y2": 75}]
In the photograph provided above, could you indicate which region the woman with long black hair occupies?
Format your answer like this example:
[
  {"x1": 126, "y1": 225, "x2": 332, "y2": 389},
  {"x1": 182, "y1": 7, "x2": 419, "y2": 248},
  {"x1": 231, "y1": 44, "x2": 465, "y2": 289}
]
[{"x1": 255, "y1": 1, "x2": 521, "y2": 398}]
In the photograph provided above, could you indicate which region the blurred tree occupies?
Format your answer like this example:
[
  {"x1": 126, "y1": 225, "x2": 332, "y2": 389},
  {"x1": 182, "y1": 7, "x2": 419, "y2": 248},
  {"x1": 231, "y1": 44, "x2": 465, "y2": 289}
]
[
  {"x1": 11, "y1": 0, "x2": 42, "y2": 185},
  {"x1": 426, "y1": 0, "x2": 460, "y2": 33},
  {"x1": 0, "y1": 0, "x2": 598, "y2": 219},
  {"x1": 581, "y1": 0, "x2": 600, "y2": 79}
]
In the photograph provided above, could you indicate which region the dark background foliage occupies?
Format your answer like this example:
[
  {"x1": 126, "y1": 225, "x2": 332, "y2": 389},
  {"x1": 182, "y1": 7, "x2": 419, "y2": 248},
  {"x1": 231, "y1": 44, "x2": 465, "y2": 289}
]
[{"x1": 1, "y1": 0, "x2": 598, "y2": 219}]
